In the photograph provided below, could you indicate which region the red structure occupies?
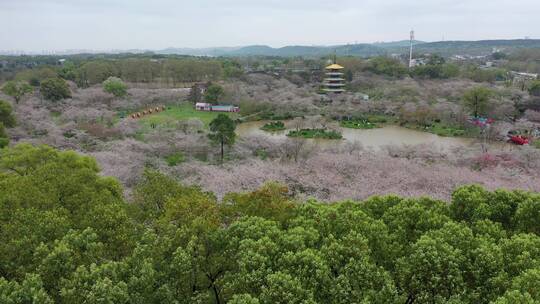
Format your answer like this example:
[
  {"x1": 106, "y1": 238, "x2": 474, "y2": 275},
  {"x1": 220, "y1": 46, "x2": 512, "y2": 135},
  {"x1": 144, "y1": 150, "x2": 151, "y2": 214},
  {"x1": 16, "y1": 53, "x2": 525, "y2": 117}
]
[{"x1": 509, "y1": 135, "x2": 530, "y2": 145}]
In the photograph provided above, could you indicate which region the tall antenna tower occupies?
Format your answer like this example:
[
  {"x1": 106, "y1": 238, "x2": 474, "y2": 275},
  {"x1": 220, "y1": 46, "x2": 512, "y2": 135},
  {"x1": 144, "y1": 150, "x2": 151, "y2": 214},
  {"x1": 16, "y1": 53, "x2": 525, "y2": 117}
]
[{"x1": 409, "y1": 30, "x2": 415, "y2": 68}]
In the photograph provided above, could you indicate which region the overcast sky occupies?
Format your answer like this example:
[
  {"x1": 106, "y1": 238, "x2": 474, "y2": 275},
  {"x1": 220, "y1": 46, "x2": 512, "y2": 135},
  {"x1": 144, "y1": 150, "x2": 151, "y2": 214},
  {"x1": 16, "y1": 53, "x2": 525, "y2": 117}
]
[{"x1": 1, "y1": 0, "x2": 538, "y2": 52}]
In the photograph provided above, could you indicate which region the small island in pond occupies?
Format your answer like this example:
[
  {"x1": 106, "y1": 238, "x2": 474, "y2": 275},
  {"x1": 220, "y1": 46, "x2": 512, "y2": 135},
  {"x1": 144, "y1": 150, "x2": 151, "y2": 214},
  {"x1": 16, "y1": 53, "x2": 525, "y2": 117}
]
[
  {"x1": 260, "y1": 121, "x2": 286, "y2": 131},
  {"x1": 287, "y1": 128, "x2": 343, "y2": 139},
  {"x1": 340, "y1": 119, "x2": 379, "y2": 129}
]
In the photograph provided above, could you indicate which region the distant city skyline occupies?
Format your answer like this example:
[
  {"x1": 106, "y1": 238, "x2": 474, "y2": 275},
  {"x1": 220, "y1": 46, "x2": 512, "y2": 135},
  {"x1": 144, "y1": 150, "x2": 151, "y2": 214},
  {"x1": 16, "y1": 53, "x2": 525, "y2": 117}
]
[{"x1": 1, "y1": 0, "x2": 538, "y2": 53}]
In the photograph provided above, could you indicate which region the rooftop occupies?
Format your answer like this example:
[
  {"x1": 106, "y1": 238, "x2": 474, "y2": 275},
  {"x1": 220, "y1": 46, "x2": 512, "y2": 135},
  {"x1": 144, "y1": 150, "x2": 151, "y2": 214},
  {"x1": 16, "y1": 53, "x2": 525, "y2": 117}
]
[{"x1": 325, "y1": 64, "x2": 344, "y2": 70}]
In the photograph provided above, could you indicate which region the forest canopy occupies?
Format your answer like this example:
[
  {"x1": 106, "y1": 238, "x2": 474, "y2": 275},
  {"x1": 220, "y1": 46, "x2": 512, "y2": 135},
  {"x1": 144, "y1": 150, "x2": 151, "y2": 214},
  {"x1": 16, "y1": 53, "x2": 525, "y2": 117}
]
[{"x1": 0, "y1": 144, "x2": 539, "y2": 304}]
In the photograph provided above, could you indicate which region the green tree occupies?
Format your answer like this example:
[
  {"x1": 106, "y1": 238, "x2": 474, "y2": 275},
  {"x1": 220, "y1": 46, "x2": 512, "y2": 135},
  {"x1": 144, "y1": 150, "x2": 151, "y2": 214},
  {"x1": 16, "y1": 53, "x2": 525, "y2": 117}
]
[
  {"x1": 514, "y1": 197, "x2": 540, "y2": 234},
  {"x1": 492, "y1": 52, "x2": 508, "y2": 60},
  {"x1": 0, "y1": 123, "x2": 9, "y2": 148},
  {"x1": 0, "y1": 274, "x2": 53, "y2": 304},
  {"x1": 1, "y1": 140, "x2": 540, "y2": 304},
  {"x1": 464, "y1": 66, "x2": 504, "y2": 83},
  {"x1": 229, "y1": 294, "x2": 260, "y2": 304},
  {"x1": 450, "y1": 185, "x2": 491, "y2": 223},
  {"x1": 223, "y1": 60, "x2": 244, "y2": 79},
  {"x1": 60, "y1": 262, "x2": 130, "y2": 304},
  {"x1": 40, "y1": 78, "x2": 71, "y2": 101},
  {"x1": 222, "y1": 182, "x2": 294, "y2": 223},
  {"x1": 103, "y1": 77, "x2": 128, "y2": 97},
  {"x1": 132, "y1": 170, "x2": 185, "y2": 223},
  {"x1": 382, "y1": 198, "x2": 450, "y2": 255},
  {"x1": 204, "y1": 84, "x2": 225, "y2": 104},
  {"x1": 58, "y1": 61, "x2": 78, "y2": 81},
  {"x1": 208, "y1": 114, "x2": 236, "y2": 163},
  {"x1": 188, "y1": 83, "x2": 202, "y2": 104},
  {"x1": 0, "y1": 100, "x2": 16, "y2": 128},
  {"x1": 463, "y1": 87, "x2": 492, "y2": 117},
  {"x1": 427, "y1": 54, "x2": 446, "y2": 65},
  {"x1": 1, "y1": 81, "x2": 33, "y2": 104},
  {"x1": 494, "y1": 268, "x2": 540, "y2": 303},
  {"x1": 366, "y1": 57, "x2": 408, "y2": 78},
  {"x1": 500, "y1": 234, "x2": 540, "y2": 277},
  {"x1": 76, "y1": 61, "x2": 119, "y2": 86},
  {"x1": 411, "y1": 65, "x2": 444, "y2": 79},
  {"x1": 442, "y1": 63, "x2": 460, "y2": 78},
  {"x1": 259, "y1": 272, "x2": 316, "y2": 304},
  {"x1": 528, "y1": 80, "x2": 540, "y2": 97},
  {"x1": 34, "y1": 228, "x2": 105, "y2": 300},
  {"x1": 0, "y1": 100, "x2": 16, "y2": 149},
  {"x1": 397, "y1": 235, "x2": 466, "y2": 303},
  {"x1": 0, "y1": 144, "x2": 133, "y2": 279},
  {"x1": 15, "y1": 67, "x2": 58, "y2": 87},
  {"x1": 344, "y1": 69, "x2": 353, "y2": 82}
]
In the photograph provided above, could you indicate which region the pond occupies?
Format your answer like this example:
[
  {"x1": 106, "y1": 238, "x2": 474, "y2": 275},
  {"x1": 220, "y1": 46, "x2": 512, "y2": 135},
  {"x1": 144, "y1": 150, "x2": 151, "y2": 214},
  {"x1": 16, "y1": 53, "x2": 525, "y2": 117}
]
[{"x1": 236, "y1": 120, "x2": 486, "y2": 150}]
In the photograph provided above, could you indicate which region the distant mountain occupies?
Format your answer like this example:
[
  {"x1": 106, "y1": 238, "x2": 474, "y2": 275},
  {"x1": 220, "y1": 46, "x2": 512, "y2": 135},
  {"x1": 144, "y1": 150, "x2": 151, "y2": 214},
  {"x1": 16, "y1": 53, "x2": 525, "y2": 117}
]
[
  {"x1": 5, "y1": 39, "x2": 540, "y2": 57},
  {"x1": 391, "y1": 39, "x2": 540, "y2": 56},
  {"x1": 156, "y1": 46, "x2": 242, "y2": 56},
  {"x1": 332, "y1": 44, "x2": 387, "y2": 57},
  {"x1": 226, "y1": 45, "x2": 278, "y2": 56},
  {"x1": 373, "y1": 40, "x2": 426, "y2": 48},
  {"x1": 227, "y1": 44, "x2": 384, "y2": 57},
  {"x1": 153, "y1": 43, "x2": 386, "y2": 57},
  {"x1": 151, "y1": 39, "x2": 540, "y2": 58}
]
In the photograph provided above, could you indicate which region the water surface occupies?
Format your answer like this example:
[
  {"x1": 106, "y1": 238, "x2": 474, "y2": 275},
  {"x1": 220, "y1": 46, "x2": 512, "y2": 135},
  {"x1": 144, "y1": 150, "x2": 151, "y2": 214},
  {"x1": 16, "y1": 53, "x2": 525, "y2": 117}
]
[{"x1": 236, "y1": 120, "x2": 482, "y2": 150}]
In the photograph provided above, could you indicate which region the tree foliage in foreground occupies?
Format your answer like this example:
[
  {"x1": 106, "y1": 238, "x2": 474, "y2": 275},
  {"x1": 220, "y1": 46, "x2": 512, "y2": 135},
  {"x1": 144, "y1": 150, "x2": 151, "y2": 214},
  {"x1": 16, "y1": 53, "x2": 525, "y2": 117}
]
[{"x1": 1, "y1": 144, "x2": 540, "y2": 303}]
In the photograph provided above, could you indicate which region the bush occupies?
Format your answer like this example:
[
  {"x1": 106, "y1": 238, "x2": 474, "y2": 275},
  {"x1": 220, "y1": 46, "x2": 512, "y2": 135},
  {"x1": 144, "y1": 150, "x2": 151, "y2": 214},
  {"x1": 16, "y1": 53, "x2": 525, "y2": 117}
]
[
  {"x1": 40, "y1": 78, "x2": 71, "y2": 101},
  {"x1": 165, "y1": 152, "x2": 185, "y2": 166},
  {"x1": 103, "y1": 77, "x2": 128, "y2": 97},
  {"x1": 424, "y1": 123, "x2": 466, "y2": 137}
]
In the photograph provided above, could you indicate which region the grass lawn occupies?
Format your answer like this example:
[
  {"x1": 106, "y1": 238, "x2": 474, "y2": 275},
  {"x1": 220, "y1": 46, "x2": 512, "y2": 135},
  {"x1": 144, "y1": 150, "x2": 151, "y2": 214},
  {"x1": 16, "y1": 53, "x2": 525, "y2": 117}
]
[
  {"x1": 138, "y1": 103, "x2": 239, "y2": 129},
  {"x1": 405, "y1": 122, "x2": 478, "y2": 138}
]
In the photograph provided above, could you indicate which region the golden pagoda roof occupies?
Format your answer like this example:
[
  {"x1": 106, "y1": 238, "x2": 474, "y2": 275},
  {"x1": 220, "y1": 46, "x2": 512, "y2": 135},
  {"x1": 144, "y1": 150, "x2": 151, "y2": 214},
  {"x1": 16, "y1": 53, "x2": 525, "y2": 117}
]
[{"x1": 325, "y1": 63, "x2": 344, "y2": 70}]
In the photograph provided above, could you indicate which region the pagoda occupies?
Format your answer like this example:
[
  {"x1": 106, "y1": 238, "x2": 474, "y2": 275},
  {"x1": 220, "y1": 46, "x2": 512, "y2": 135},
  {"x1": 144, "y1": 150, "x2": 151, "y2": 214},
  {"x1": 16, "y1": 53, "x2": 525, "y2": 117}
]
[{"x1": 322, "y1": 62, "x2": 345, "y2": 94}]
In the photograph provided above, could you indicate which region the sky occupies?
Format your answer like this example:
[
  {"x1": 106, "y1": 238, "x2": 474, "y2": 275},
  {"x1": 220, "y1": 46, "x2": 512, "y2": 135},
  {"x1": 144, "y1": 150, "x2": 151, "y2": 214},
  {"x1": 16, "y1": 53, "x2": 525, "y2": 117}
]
[{"x1": 0, "y1": 0, "x2": 539, "y2": 52}]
